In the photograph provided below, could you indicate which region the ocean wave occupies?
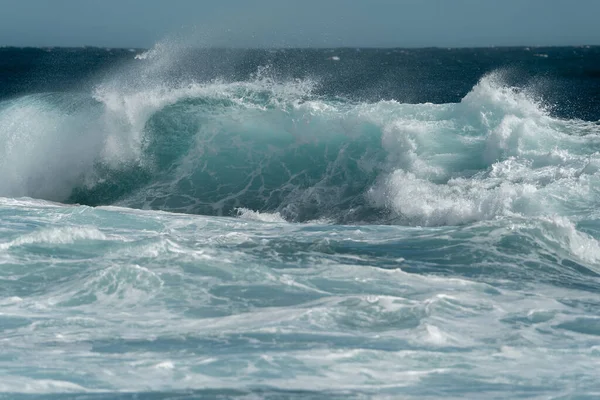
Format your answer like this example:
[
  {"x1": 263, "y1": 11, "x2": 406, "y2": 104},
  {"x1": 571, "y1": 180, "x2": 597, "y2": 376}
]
[{"x1": 0, "y1": 49, "x2": 598, "y2": 226}]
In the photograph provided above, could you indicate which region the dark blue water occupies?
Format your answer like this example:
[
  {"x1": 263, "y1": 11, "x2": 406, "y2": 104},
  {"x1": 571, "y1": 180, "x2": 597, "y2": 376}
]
[{"x1": 2, "y1": 46, "x2": 600, "y2": 118}]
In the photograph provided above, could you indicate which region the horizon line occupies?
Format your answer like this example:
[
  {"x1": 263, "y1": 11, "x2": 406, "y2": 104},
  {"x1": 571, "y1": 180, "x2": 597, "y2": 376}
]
[{"x1": 1, "y1": 44, "x2": 599, "y2": 51}]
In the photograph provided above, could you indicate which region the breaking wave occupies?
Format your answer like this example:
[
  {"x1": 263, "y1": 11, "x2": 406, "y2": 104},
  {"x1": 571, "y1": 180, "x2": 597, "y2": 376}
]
[{"x1": 0, "y1": 46, "x2": 599, "y2": 226}]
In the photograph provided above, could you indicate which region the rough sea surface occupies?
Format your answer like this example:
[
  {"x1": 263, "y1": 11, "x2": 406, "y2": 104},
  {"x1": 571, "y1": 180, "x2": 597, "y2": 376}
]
[{"x1": 1, "y1": 44, "x2": 600, "y2": 399}]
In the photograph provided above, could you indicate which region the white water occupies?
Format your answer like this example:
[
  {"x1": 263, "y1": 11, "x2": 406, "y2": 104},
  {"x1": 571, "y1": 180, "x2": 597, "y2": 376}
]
[{"x1": 0, "y1": 197, "x2": 600, "y2": 398}]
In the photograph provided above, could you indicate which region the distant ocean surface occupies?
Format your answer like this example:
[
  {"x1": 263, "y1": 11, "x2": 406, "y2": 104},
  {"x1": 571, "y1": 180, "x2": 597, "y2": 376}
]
[{"x1": 1, "y1": 44, "x2": 600, "y2": 399}]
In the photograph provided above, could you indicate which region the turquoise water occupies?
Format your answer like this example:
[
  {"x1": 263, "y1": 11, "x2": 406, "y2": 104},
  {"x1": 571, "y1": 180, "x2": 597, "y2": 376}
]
[{"x1": 1, "y1": 45, "x2": 600, "y2": 398}]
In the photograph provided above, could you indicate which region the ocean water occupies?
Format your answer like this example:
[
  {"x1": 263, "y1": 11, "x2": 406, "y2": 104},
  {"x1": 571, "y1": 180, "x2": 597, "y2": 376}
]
[{"x1": 1, "y1": 44, "x2": 600, "y2": 399}]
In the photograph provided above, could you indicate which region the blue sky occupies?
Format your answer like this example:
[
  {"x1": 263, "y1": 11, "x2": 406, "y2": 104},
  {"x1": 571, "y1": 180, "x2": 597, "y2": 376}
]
[{"x1": 0, "y1": 0, "x2": 599, "y2": 48}]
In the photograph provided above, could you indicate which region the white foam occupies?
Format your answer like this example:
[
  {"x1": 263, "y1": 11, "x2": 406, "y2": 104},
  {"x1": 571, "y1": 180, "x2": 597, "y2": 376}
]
[
  {"x1": 0, "y1": 377, "x2": 92, "y2": 393},
  {"x1": 366, "y1": 72, "x2": 600, "y2": 226},
  {"x1": 369, "y1": 170, "x2": 538, "y2": 226},
  {"x1": 0, "y1": 95, "x2": 106, "y2": 200},
  {"x1": 423, "y1": 324, "x2": 450, "y2": 345},
  {"x1": 73, "y1": 264, "x2": 164, "y2": 307},
  {"x1": 0, "y1": 226, "x2": 107, "y2": 250},
  {"x1": 154, "y1": 361, "x2": 175, "y2": 370},
  {"x1": 538, "y1": 216, "x2": 600, "y2": 265},
  {"x1": 235, "y1": 207, "x2": 287, "y2": 223}
]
